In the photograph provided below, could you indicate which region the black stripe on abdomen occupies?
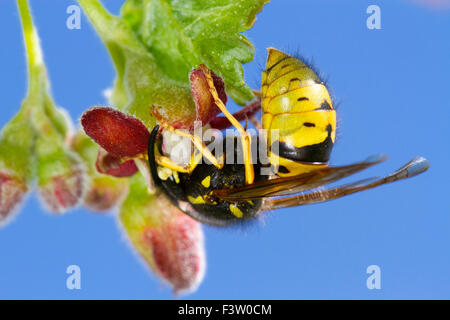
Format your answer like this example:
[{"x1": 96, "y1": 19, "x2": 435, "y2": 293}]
[{"x1": 272, "y1": 125, "x2": 333, "y2": 163}]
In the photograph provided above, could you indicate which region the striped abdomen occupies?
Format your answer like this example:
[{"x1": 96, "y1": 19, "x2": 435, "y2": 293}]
[{"x1": 261, "y1": 48, "x2": 336, "y2": 177}]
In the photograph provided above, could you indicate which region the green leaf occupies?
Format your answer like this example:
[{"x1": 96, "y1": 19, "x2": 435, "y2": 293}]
[
  {"x1": 121, "y1": 0, "x2": 267, "y2": 105},
  {"x1": 78, "y1": 0, "x2": 267, "y2": 127}
]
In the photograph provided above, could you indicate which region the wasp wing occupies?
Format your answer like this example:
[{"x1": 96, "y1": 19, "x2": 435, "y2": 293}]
[
  {"x1": 214, "y1": 154, "x2": 388, "y2": 202},
  {"x1": 260, "y1": 157, "x2": 429, "y2": 211}
]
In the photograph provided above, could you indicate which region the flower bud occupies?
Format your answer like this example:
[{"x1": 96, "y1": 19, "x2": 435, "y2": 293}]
[
  {"x1": 142, "y1": 209, "x2": 205, "y2": 294},
  {"x1": 84, "y1": 175, "x2": 128, "y2": 212},
  {"x1": 36, "y1": 136, "x2": 85, "y2": 213},
  {"x1": 0, "y1": 171, "x2": 28, "y2": 225},
  {"x1": 70, "y1": 130, "x2": 129, "y2": 212},
  {"x1": 0, "y1": 109, "x2": 34, "y2": 226},
  {"x1": 120, "y1": 176, "x2": 205, "y2": 294}
]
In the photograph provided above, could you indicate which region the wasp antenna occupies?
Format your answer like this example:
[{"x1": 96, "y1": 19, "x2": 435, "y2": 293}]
[{"x1": 148, "y1": 125, "x2": 162, "y2": 186}]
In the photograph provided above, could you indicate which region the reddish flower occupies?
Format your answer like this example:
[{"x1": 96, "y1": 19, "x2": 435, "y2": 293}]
[
  {"x1": 95, "y1": 147, "x2": 138, "y2": 177},
  {"x1": 81, "y1": 107, "x2": 150, "y2": 158},
  {"x1": 83, "y1": 176, "x2": 129, "y2": 212},
  {"x1": 0, "y1": 172, "x2": 28, "y2": 225},
  {"x1": 190, "y1": 65, "x2": 227, "y2": 126},
  {"x1": 142, "y1": 211, "x2": 205, "y2": 294},
  {"x1": 38, "y1": 163, "x2": 84, "y2": 213},
  {"x1": 153, "y1": 65, "x2": 228, "y2": 129},
  {"x1": 121, "y1": 191, "x2": 206, "y2": 295}
]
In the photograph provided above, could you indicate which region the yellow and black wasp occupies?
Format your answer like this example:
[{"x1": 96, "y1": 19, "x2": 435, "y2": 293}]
[{"x1": 148, "y1": 48, "x2": 429, "y2": 226}]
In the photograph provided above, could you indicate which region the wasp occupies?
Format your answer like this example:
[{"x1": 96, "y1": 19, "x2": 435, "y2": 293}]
[{"x1": 148, "y1": 48, "x2": 429, "y2": 226}]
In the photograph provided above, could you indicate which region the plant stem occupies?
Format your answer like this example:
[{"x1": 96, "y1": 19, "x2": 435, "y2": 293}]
[
  {"x1": 17, "y1": 0, "x2": 47, "y2": 106},
  {"x1": 78, "y1": 0, "x2": 114, "y2": 38},
  {"x1": 17, "y1": 0, "x2": 67, "y2": 141},
  {"x1": 78, "y1": 0, "x2": 146, "y2": 52}
]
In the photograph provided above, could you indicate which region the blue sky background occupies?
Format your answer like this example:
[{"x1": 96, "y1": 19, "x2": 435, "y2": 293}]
[{"x1": 0, "y1": 0, "x2": 449, "y2": 299}]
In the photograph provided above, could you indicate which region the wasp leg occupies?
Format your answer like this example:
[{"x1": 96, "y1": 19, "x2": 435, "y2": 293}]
[
  {"x1": 157, "y1": 124, "x2": 224, "y2": 173},
  {"x1": 209, "y1": 99, "x2": 261, "y2": 130},
  {"x1": 252, "y1": 90, "x2": 262, "y2": 99},
  {"x1": 122, "y1": 153, "x2": 148, "y2": 162},
  {"x1": 156, "y1": 150, "x2": 203, "y2": 174},
  {"x1": 202, "y1": 65, "x2": 255, "y2": 185}
]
